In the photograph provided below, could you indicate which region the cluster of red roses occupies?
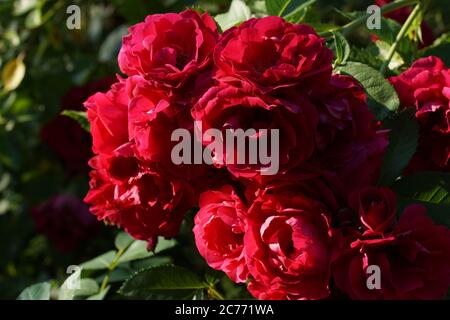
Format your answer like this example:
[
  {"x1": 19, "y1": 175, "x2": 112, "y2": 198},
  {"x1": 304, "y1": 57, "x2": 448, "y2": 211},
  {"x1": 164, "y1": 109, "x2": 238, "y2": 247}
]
[{"x1": 83, "y1": 10, "x2": 450, "y2": 299}]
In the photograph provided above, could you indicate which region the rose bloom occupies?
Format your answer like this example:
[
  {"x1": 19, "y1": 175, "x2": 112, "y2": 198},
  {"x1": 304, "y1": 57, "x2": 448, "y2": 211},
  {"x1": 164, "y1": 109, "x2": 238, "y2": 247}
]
[
  {"x1": 31, "y1": 194, "x2": 99, "y2": 252},
  {"x1": 193, "y1": 185, "x2": 249, "y2": 283},
  {"x1": 349, "y1": 186, "x2": 397, "y2": 234},
  {"x1": 192, "y1": 83, "x2": 318, "y2": 179},
  {"x1": 389, "y1": 56, "x2": 450, "y2": 172},
  {"x1": 309, "y1": 74, "x2": 388, "y2": 194},
  {"x1": 375, "y1": 0, "x2": 434, "y2": 48},
  {"x1": 84, "y1": 154, "x2": 194, "y2": 249},
  {"x1": 333, "y1": 205, "x2": 450, "y2": 299},
  {"x1": 127, "y1": 76, "x2": 208, "y2": 180},
  {"x1": 245, "y1": 191, "x2": 333, "y2": 300},
  {"x1": 41, "y1": 77, "x2": 115, "y2": 173},
  {"x1": 118, "y1": 9, "x2": 218, "y2": 88},
  {"x1": 214, "y1": 16, "x2": 333, "y2": 92},
  {"x1": 84, "y1": 77, "x2": 131, "y2": 156}
]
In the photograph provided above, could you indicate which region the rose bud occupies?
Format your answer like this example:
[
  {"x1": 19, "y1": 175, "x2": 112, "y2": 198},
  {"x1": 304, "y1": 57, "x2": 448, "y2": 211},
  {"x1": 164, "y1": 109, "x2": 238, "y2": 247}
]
[{"x1": 349, "y1": 186, "x2": 397, "y2": 233}]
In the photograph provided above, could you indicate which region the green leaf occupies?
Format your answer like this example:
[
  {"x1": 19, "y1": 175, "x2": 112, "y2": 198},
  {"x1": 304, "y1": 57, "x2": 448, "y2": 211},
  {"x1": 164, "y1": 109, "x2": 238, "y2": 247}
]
[
  {"x1": 118, "y1": 241, "x2": 152, "y2": 263},
  {"x1": 115, "y1": 232, "x2": 134, "y2": 251},
  {"x1": 374, "y1": 40, "x2": 405, "y2": 70},
  {"x1": 393, "y1": 172, "x2": 450, "y2": 227},
  {"x1": 25, "y1": 8, "x2": 42, "y2": 29},
  {"x1": 17, "y1": 282, "x2": 51, "y2": 300},
  {"x1": 75, "y1": 279, "x2": 100, "y2": 297},
  {"x1": 378, "y1": 109, "x2": 419, "y2": 186},
  {"x1": 13, "y1": 0, "x2": 39, "y2": 16},
  {"x1": 119, "y1": 265, "x2": 207, "y2": 299},
  {"x1": 338, "y1": 62, "x2": 400, "y2": 120},
  {"x1": 81, "y1": 250, "x2": 116, "y2": 270},
  {"x1": 118, "y1": 238, "x2": 177, "y2": 264},
  {"x1": 265, "y1": 0, "x2": 309, "y2": 17},
  {"x1": 154, "y1": 238, "x2": 177, "y2": 254},
  {"x1": 87, "y1": 286, "x2": 110, "y2": 300},
  {"x1": 332, "y1": 31, "x2": 350, "y2": 66},
  {"x1": 1, "y1": 55, "x2": 26, "y2": 92},
  {"x1": 61, "y1": 110, "x2": 90, "y2": 132},
  {"x1": 215, "y1": 0, "x2": 251, "y2": 31}
]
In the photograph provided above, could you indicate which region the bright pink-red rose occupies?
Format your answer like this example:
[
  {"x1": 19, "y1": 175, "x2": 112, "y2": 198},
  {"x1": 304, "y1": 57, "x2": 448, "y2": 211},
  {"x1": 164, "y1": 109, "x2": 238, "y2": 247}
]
[
  {"x1": 41, "y1": 77, "x2": 115, "y2": 173},
  {"x1": 118, "y1": 10, "x2": 218, "y2": 88},
  {"x1": 31, "y1": 194, "x2": 99, "y2": 252},
  {"x1": 85, "y1": 77, "x2": 130, "y2": 156},
  {"x1": 389, "y1": 56, "x2": 450, "y2": 172},
  {"x1": 333, "y1": 205, "x2": 450, "y2": 299},
  {"x1": 214, "y1": 16, "x2": 333, "y2": 92},
  {"x1": 245, "y1": 191, "x2": 333, "y2": 300},
  {"x1": 349, "y1": 186, "x2": 397, "y2": 234},
  {"x1": 193, "y1": 185, "x2": 249, "y2": 283},
  {"x1": 84, "y1": 154, "x2": 194, "y2": 248},
  {"x1": 192, "y1": 83, "x2": 318, "y2": 179},
  {"x1": 375, "y1": 0, "x2": 434, "y2": 48},
  {"x1": 126, "y1": 76, "x2": 208, "y2": 180}
]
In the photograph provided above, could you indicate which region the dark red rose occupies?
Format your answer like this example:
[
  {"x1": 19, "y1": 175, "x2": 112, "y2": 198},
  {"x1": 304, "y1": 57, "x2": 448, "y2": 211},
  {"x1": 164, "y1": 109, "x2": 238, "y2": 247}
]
[
  {"x1": 245, "y1": 191, "x2": 333, "y2": 300},
  {"x1": 349, "y1": 186, "x2": 397, "y2": 234},
  {"x1": 375, "y1": 0, "x2": 434, "y2": 48},
  {"x1": 214, "y1": 16, "x2": 333, "y2": 92},
  {"x1": 84, "y1": 154, "x2": 195, "y2": 249},
  {"x1": 31, "y1": 194, "x2": 99, "y2": 252},
  {"x1": 118, "y1": 9, "x2": 218, "y2": 88},
  {"x1": 333, "y1": 205, "x2": 450, "y2": 299},
  {"x1": 389, "y1": 56, "x2": 450, "y2": 172},
  {"x1": 192, "y1": 83, "x2": 318, "y2": 179},
  {"x1": 245, "y1": 165, "x2": 346, "y2": 214},
  {"x1": 310, "y1": 74, "x2": 389, "y2": 194},
  {"x1": 193, "y1": 185, "x2": 249, "y2": 283},
  {"x1": 41, "y1": 77, "x2": 115, "y2": 173}
]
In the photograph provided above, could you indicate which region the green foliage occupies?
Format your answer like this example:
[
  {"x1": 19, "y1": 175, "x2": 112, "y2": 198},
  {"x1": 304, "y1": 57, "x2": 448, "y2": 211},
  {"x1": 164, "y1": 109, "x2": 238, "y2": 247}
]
[
  {"x1": 215, "y1": 0, "x2": 251, "y2": 31},
  {"x1": 2, "y1": 0, "x2": 450, "y2": 302},
  {"x1": 393, "y1": 172, "x2": 450, "y2": 227},
  {"x1": 338, "y1": 62, "x2": 400, "y2": 120},
  {"x1": 119, "y1": 265, "x2": 208, "y2": 299},
  {"x1": 331, "y1": 31, "x2": 350, "y2": 66},
  {"x1": 17, "y1": 282, "x2": 51, "y2": 300},
  {"x1": 378, "y1": 110, "x2": 419, "y2": 186}
]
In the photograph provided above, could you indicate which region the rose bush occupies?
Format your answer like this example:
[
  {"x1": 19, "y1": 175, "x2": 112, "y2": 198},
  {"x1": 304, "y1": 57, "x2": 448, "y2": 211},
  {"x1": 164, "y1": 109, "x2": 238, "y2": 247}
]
[{"x1": 10, "y1": 0, "x2": 450, "y2": 302}]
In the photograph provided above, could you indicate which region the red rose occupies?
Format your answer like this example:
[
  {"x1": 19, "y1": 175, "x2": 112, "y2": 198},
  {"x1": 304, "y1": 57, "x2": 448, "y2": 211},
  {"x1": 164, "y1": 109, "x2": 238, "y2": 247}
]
[
  {"x1": 127, "y1": 76, "x2": 207, "y2": 180},
  {"x1": 41, "y1": 77, "x2": 115, "y2": 173},
  {"x1": 192, "y1": 83, "x2": 318, "y2": 179},
  {"x1": 31, "y1": 194, "x2": 99, "y2": 252},
  {"x1": 84, "y1": 154, "x2": 194, "y2": 248},
  {"x1": 214, "y1": 16, "x2": 332, "y2": 92},
  {"x1": 375, "y1": 0, "x2": 434, "y2": 48},
  {"x1": 309, "y1": 74, "x2": 389, "y2": 194},
  {"x1": 193, "y1": 185, "x2": 249, "y2": 283},
  {"x1": 84, "y1": 77, "x2": 131, "y2": 156},
  {"x1": 118, "y1": 9, "x2": 218, "y2": 88},
  {"x1": 389, "y1": 56, "x2": 450, "y2": 172},
  {"x1": 245, "y1": 191, "x2": 333, "y2": 300},
  {"x1": 333, "y1": 205, "x2": 450, "y2": 299},
  {"x1": 349, "y1": 186, "x2": 396, "y2": 234}
]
